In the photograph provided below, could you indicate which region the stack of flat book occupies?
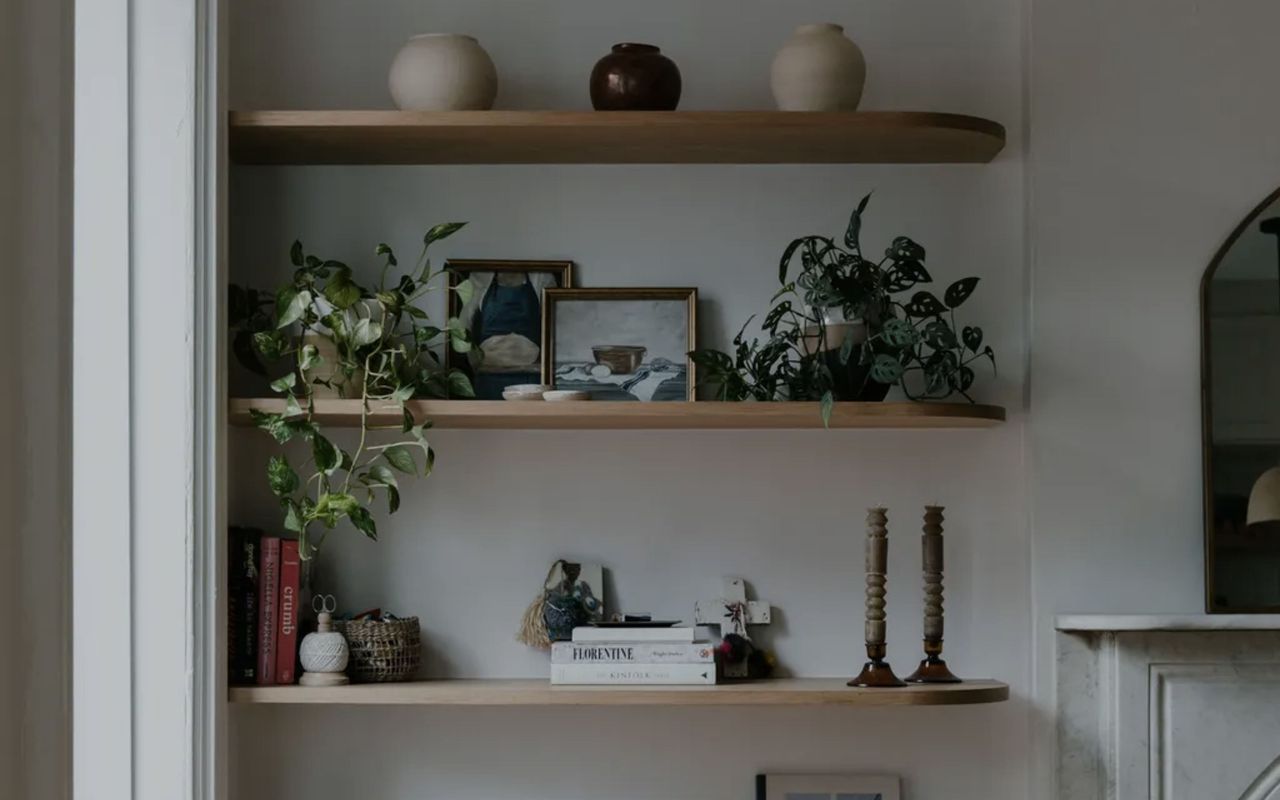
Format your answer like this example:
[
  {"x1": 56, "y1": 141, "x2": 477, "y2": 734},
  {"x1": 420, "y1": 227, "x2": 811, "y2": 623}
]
[{"x1": 550, "y1": 626, "x2": 716, "y2": 685}]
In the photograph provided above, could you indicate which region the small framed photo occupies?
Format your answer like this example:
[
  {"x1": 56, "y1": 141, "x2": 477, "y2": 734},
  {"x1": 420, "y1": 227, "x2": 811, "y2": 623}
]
[
  {"x1": 542, "y1": 288, "x2": 697, "y2": 402},
  {"x1": 446, "y1": 259, "x2": 574, "y2": 400},
  {"x1": 756, "y1": 774, "x2": 901, "y2": 800}
]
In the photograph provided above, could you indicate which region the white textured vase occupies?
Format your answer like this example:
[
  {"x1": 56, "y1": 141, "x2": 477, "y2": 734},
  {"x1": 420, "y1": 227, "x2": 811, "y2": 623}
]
[
  {"x1": 388, "y1": 33, "x2": 498, "y2": 111},
  {"x1": 770, "y1": 23, "x2": 866, "y2": 111}
]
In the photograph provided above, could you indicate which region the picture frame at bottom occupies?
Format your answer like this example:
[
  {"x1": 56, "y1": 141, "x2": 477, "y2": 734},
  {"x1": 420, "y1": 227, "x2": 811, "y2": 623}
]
[
  {"x1": 541, "y1": 287, "x2": 697, "y2": 402},
  {"x1": 756, "y1": 774, "x2": 901, "y2": 800}
]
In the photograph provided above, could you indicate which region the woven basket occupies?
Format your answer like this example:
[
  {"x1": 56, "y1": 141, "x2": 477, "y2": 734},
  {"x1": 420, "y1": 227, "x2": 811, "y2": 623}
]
[{"x1": 336, "y1": 617, "x2": 421, "y2": 683}]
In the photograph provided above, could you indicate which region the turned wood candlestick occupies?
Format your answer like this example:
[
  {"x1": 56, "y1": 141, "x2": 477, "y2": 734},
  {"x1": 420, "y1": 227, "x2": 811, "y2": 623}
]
[
  {"x1": 906, "y1": 505, "x2": 962, "y2": 683},
  {"x1": 849, "y1": 507, "x2": 906, "y2": 688}
]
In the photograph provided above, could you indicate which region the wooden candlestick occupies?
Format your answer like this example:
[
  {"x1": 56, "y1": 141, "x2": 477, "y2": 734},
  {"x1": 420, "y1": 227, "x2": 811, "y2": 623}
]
[
  {"x1": 849, "y1": 507, "x2": 906, "y2": 688},
  {"x1": 906, "y1": 505, "x2": 961, "y2": 683}
]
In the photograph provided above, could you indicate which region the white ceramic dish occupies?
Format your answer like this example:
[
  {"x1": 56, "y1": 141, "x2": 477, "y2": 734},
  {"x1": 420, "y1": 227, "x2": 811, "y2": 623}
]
[
  {"x1": 503, "y1": 390, "x2": 546, "y2": 401},
  {"x1": 543, "y1": 390, "x2": 591, "y2": 402}
]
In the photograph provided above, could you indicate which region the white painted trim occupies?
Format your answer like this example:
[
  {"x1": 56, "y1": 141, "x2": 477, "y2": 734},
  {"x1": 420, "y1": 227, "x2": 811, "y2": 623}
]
[
  {"x1": 73, "y1": 0, "x2": 224, "y2": 797},
  {"x1": 72, "y1": 0, "x2": 133, "y2": 795}
]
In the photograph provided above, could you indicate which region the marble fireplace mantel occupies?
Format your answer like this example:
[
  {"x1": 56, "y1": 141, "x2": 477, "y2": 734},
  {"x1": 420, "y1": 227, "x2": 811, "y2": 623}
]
[
  {"x1": 1057, "y1": 613, "x2": 1280, "y2": 632},
  {"x1": 1056, "y1": 614, "x2": 1280, "y2": 800}
]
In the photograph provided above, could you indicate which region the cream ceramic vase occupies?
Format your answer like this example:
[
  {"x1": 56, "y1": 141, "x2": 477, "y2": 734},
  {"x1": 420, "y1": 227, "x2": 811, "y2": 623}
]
[
  {"x1": 771, "y1": 23, "x2": 866, "y2": 111},
  {"x1": 388, "y1": 34, "x2": 498, "y2": 111}
]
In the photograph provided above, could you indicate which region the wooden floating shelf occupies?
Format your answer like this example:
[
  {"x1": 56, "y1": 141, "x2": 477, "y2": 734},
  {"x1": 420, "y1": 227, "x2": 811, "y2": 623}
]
[
  {"x1": 229, "y1": 678, "x2": 1009, "y2": 707},
  {"x1": 229, "y1": 110, "x2": 1007, "y2": 165},
  {"x1": 229, "y1": 398, "x2": 1006, "y2": 430}
]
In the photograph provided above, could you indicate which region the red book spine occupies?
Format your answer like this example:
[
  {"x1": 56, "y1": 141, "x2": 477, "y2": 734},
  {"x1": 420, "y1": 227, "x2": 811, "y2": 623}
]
[
  {"x1": 256, "y1": 537, "x2": 281, "y2": 685},
  {"x1": 275, "y1": 540, "x2": 301, "y2": 684}
]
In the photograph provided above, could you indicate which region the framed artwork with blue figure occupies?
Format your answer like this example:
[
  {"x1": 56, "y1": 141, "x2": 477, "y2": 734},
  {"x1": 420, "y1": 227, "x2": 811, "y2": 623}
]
[
  {"x1": 446, "y1": 259, "x2": 573, "y2": 400},
  {"x1": 542, "y1": 288, "x2": 697, "y2": 401}
]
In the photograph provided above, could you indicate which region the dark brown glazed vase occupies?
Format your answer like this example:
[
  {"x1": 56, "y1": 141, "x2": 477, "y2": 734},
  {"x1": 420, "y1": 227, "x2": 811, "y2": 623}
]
[{"x1": 590, "y1": 43, "x2": 682, "y2": 111}]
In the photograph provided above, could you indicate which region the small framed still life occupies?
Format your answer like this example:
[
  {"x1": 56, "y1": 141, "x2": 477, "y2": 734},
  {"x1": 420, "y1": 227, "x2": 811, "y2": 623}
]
[
  {"x1": 541, "y1": 287, "x2": 697, "y2": 401},
  {"x1": 446, "y1": 259, "x2": 573, "y2": 400},
  {"x1": 756, "y1": 774, "x2": 901, "y2": 800}
]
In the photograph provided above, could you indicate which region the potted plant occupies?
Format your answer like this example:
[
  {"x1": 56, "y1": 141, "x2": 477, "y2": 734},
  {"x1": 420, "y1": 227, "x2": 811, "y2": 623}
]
[
  {"x1": 691, "y1": 195, "x2": 996, "y2": 424},
  {"x1": 230, "y1": 222, "x2": 475, "y2": 559}
]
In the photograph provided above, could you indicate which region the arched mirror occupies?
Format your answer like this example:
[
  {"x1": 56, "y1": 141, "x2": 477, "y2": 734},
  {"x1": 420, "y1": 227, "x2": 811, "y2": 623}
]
[{"x1": 1203, "y1": 188, "x2": 1280, "y2": 612}]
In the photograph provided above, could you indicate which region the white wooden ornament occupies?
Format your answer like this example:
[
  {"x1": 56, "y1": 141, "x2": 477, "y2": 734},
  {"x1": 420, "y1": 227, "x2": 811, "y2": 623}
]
[{"x1": 695, "y1": 578, "x2": 772, "y2": 678}]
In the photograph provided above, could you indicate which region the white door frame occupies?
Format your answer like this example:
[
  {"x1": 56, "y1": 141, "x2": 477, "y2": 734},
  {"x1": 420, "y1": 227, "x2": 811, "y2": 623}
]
[{"x1": 72, "y1": 0, "x2": 224, "y2": 797}]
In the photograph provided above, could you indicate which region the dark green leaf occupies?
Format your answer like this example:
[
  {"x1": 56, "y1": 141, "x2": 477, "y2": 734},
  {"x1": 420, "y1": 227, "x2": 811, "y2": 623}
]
[
  {"x1": 446, "y1": 370, "x2": 476, "y2": 398},
  {"x1": 778, "y1": 238, "x2": 804, "y2": 284},
  {"x1": 844, "y1": 193, "x2": 872, "y2": 250},
  {"x1": 838, "y1": 327, "x2": 856, "y2": 365},
  {"x1": 367, "y1": 463, "x2": 398, "y2": 488},
  {"x1": 904, "y1": 291, "x2": 946, "y2": 318},
  {"x1": 349, "y1": 507, "x2": 378, "y2": 540},
  {"x1": 883, "y1": 259, "x2": 932, "y2": 292},
  {"x1": 267, "y1": 455, "x2": 300, "y2": 497},
  {"x1": 962, "y1": 326, "x2": 983, "y2": 352},
  {"x1": 880, "y1": 318, "x2": 917, "y2": 347},
  {"x1": 923, "y1": 319, "x2": 958, "y2": 350},
  {"x1": 312, "y1": 434, "x2": 340, "y2": 475},
  {"x1": 382, "y1": 445, "x2": 417, "y2": 475},
  {"x1": 886, "y1": 236, "x2": 925, "y2": 262},
  {"x1": 820, "y1": 390, "x2": 835, "y2": 429},
  {"x1": 415, "y1": 326, "x2": 443, "y2": 346},
  {"x1": 290, "y1": 240, "x2": 304, "y2": 267},
  {"x1": 323, "y1": 268, "x2": 362, "y2": 310},
  {"x1": 944, "y1": 277, "x2": 980, "y2": 309},
  {"x1": 424, "y1": 222, "x2": 467, "y2": 246},
  {"x1": 870, "y1": 354, "x2": 905, "y2": 384},
  {"x1": 375, "y1": 243, "x2": 398, "y2": 266},
  {"x1": 953, "y1": 365, "x2": 976, "y2": 392}
]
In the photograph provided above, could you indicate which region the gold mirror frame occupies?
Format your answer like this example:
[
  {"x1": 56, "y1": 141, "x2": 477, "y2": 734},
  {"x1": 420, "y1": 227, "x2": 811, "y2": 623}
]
[{"x1": 1201, "y1": 186, "x2": 1280, "y2": 613}]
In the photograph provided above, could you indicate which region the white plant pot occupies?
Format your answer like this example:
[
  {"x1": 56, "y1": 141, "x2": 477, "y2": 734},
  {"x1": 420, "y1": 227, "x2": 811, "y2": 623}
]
[
  {"x1": 388, "y1": 33, "x2": 498, "y2": 111},
  {"x1": 770, "y1": 23, "x2": 866, "y2": 112}
]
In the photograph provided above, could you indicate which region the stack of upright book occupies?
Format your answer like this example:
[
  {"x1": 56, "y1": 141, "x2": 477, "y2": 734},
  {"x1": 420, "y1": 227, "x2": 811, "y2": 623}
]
[{"x1": 550, "y1": 626, "x2": 716, "y2": 685}]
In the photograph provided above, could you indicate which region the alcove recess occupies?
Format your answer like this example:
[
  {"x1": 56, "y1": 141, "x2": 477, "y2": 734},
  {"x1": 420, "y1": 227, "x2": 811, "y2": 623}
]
[{"x1": 228, "y1": 106, "x2": 1010, "y2": 706}]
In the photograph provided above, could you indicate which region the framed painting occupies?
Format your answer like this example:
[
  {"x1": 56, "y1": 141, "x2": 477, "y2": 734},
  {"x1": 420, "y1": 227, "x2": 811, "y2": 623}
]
[
  {"x1": 542, "y1": 288, "x2": 697, "y2": 401},
  {"x1": 756, "y1": 774, "x2": 901, "y2": 800},
  {"x1": 446, "y1": 259, "x2": 573, "y2": 400}
]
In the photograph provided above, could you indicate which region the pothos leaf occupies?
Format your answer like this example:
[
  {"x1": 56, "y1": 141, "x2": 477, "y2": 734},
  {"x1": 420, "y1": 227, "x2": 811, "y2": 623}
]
[
  {"x1": 267, "y1": 455, "x2": 299, "y2": 497},
  {"x1": 269, "y1": 372, "x2": 297, "y2": 394},
  {"x1": 275, "y1": 287, "x2": 311, "y2": 329},
  {"x1": 424, "y1": 222, "x2": 467, "y2": 246},
  {"x1": 820, "y1": 390, "x2": 835, "y2": 429},
  {"x1": 454, "y1": 277, "x2": 475, "y2": 307},
  {"x1": 382, "y1": 445, "x2": 417, "y2": 475},
  {"x1": 312, "y1": 434, "x2": 340, "y2": 475},
  {"x1": 349, "y1": 506, "x2": 377, "y2": 540},
  {"x1": 298, "y1": 343, "x2": 321, "y2": 372}
]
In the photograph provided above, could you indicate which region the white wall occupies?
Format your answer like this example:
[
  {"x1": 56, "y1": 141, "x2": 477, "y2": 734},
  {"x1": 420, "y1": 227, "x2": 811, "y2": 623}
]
[
  {"x1": 1, "y1": 0, "x2": 73, "y2": 797},
  {"x1": 228, "y1": 2, "x2": 1030, "y2": 799},
  {"x1": 1028, "y1": 0, "x2": 1280, "y2": 794}
]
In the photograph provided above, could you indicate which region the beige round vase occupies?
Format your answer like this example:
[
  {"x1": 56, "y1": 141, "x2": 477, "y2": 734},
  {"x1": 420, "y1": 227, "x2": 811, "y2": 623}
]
[
  {"x1": 388, "y1": 33, "x2": 498, "y2": 111},
  {"x1": 770, "y1": 23, "x2": 866, "y2": 111}
]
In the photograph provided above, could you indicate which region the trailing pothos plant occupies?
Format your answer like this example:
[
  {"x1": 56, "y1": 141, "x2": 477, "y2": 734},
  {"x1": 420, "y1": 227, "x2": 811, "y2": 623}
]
[
  {"x1": 229, "y1": 222, "x2": 477, "y2": 559},
  {"x1": 691, "y1": 195, "x2": 996, "y2": 424}
]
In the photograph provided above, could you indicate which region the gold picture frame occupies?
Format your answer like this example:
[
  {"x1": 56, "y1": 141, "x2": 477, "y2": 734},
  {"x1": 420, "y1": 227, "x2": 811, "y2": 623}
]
[
  {"x1": 541, "y1": 287, "x2": 697, "y2": 402},
  {"x1": 445, "y1": 259, "x2": 574, "y2": 400}
]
